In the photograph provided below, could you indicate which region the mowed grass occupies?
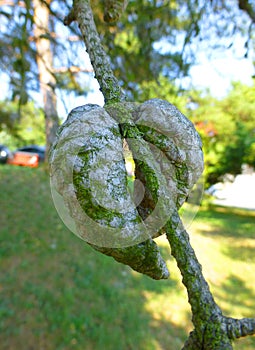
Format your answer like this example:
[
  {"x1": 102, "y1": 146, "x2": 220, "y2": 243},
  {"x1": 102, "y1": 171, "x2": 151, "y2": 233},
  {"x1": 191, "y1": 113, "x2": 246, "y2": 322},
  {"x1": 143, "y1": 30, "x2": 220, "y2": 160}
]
[{"x1": 0, "y1": 165, "x2": 254, "y2": 350}]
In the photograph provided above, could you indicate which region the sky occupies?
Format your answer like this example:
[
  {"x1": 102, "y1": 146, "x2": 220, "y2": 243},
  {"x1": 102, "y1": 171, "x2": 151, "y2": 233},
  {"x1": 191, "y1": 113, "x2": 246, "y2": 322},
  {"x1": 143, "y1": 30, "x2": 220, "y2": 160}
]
[
  {"x1": 0, "y1": 32, "x2": 254, "y2": 120},
  {"x1": 73, "y1": 28, "x2": 255, "y2": 112},
  {"x1": 84, "y1": 53, "x2": 254, "y2": 101},
  {"x1": 189, "y1": 51, "x2": 254, "y2": 98},
  {"x1": 67, "y1": 52, "x2": 254, "y2": 119},
  {"x1": 67, "y1": 35, "x2": 255, "y2": 118}
]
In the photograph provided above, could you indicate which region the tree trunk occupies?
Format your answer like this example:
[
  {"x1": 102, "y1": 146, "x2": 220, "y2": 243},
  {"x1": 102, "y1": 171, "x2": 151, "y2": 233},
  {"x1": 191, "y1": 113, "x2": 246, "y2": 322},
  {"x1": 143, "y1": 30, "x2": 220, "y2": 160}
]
[{"x1": 33, "y1": 0, "x2": 59, "y2": 161}]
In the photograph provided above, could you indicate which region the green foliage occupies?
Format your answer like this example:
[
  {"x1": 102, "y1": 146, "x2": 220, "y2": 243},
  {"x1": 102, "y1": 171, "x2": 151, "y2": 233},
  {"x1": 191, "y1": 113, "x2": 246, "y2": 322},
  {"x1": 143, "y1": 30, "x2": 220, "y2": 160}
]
[
  {"x1": 55, "y1": 70, "x2": 90, "y2": 96},
  {"x1": 0, "y1": 1, "x2": 90, "y2": 105},
  {"x1": 92, "y1": 0, "x2": 254, "y2": 99},
  {"x1": 0, "y1": 0, "x2": 254, "y2": 103},
  {"x1": 1, "y1": 166, "x2": 255, "y2": 349},
  {"x1": 0, "y1": 100, "x2": 45, "y2": 148},
  {"x1": 137, "y1": 75, "x2": 189, "y2": 110},
  {"x1": 0, "y1": 2, "x2": 36, "y2": 103},
  {"x1": 93, "y1": 0, "x2": 203, "y2": 98},
  {"x1": 108, "y1": 74, "x2": 255, "y2": 187},
  {"x1": 188, "y1": 82, "x2": 255, "y2": 186}
]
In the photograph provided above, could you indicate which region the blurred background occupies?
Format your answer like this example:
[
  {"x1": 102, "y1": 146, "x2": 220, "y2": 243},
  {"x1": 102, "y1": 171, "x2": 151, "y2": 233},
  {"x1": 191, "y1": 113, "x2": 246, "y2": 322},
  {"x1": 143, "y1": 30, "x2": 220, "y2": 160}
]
[{"x1": 0, "y1": 0, "x2": 255, "y2": 349}]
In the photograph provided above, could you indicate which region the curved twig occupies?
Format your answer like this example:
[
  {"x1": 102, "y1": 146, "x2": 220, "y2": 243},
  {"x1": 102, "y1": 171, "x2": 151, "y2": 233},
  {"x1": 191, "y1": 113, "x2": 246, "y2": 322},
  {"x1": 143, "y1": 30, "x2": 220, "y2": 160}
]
[
  {"x1": 64, "y1": 1, "x2": 255, "y2": 348},
  {"x1": 226, "y1": 317, "x2": 255, "y2": 339},
  {"x1": 72, "y1": 0, "x2": 125, "y2": 103}
]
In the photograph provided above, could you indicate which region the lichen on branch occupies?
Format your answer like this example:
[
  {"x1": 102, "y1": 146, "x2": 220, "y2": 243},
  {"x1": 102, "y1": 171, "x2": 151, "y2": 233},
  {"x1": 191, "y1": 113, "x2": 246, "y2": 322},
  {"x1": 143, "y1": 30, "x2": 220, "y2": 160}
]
[
  {"x1": 62, "y1": 1, "x2": 255, "y2": 348},
  {"x1": 70, "y1": 0, "x2": 125, "y2": 103}
]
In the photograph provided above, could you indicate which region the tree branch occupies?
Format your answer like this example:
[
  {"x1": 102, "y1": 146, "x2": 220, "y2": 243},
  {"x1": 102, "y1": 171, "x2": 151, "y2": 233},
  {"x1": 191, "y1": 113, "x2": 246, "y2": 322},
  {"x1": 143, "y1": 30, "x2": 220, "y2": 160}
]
[
  {"x1": 238, "y1": 0, "x2": 255, "y2": 23},
  {"x1": 226, "y1": 317, "x2": 255, "y2": 339},
  {"x1": 53, "y1": 66, "x2": 92, "y2": 73},
  {"x1": 66, "y1": 0, "x2": 255, "y2": 348},
  {"x1": 164, "y1": 212, "x2": 235, "y2": 349},
  {"x1": 103, "y1": 0, "x2": 129, "y2": 23},
  {"x1": 72, "y1": 0, "x2": 125, "y2": 103},
  {"x1": 64, "y1": 8, "x2": 76, "y2": 26}
]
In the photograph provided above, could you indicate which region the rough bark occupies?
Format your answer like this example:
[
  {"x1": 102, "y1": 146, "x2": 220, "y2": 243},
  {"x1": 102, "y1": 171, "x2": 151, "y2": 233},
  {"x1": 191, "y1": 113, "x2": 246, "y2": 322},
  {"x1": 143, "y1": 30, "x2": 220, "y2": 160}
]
[
  {"x1": 33, "y1": 0, "x2": 59, "y2": 160},
  {"x1": 64, "y1": 1, "x2": 255, "y2": 348},
  {"x1": 50, "y1": 104, "x2": 170, "y2": 279},
  {"x1": 72, "y1": 0, "x2": 125, "y2": 103},
  {"x1": 103, "y1": 0, "x2": 129, "y2": 23}
]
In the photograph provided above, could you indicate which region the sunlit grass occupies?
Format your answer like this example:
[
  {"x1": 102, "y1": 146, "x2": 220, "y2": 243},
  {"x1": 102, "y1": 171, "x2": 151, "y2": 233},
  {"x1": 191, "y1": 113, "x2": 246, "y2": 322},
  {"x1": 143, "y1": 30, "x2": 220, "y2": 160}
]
[
  {"x1": 0, "y1": 165, "x2": 254, "y2": 349},
  {"x1": 190, "y1": 207, "x2": 255, "y2": 320}
]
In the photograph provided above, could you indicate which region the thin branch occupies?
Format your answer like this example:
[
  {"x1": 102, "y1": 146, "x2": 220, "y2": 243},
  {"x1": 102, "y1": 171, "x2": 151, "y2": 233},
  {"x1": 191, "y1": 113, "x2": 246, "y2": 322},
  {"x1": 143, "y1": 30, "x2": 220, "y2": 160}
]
[
  {"x1": 72, "y1": 0, "x2": 125, "y2": 103},
  {"x1": 53, "y1": 66, "x2": 93, "y2": 73},
  {"x1": 30, "y1": 32, "x2": 81, "y2": 42},
  {"x1": 64, "y1": 8, "x2": 75, "y2": 26},
  {"x1": 103, "y1": 0, "x2": 129, "y2": 23},
  {"x1": 165, "y1": 212, "x2": 223, "y2": 326},
  {"x1": 227, "y1": 317, "x2": 255, "y2": 339},
  {"x1": 238, "y1": 0, "x2": 255, "y2": 23},
  {"x1": 65, "y1": 0, "x2": 255, "y2": 348}
]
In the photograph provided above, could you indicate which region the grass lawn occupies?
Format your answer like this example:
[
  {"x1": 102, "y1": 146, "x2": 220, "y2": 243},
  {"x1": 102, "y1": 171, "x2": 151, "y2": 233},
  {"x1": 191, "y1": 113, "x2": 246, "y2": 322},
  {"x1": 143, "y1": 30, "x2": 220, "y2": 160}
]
[{"x1": 0, "y1": 165, "x2": 254, "y2": 349}]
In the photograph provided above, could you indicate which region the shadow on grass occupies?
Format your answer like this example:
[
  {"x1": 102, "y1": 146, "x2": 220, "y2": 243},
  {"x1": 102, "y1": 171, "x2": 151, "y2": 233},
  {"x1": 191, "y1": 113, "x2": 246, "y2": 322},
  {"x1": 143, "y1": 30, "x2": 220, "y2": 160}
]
[
  {"x1": 195, "y1": 205, "x2": 255, "y2": 239},
  {"x1": 215, "y1": 274, "x2": 255, "y2": 315},
  {"x1": 0, "y1": 166, "x2": 190, "y2": 350},
  {"x1": 223, "y1": 243, "x2": 255, "y2": 262},
  {"x1": 212, "y1": 274, "x2": 255, "y2": 349},
  {"x1": 195, "y1": 204, "x2": 255, "y2": 264},
  {"x1": 1, "y1": 239, "x2": 189, "y2": 350}
]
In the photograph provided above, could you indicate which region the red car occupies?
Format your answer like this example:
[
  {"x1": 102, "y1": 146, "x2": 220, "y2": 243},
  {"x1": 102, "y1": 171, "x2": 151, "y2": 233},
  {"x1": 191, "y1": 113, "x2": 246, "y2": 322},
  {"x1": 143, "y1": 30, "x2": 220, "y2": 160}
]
[
  {"x1": 7, "y1": 145, "x2": 45, "y2": 168},
  {"x1": 7, "y1": 151, "x2": 39, "y2": 168}
]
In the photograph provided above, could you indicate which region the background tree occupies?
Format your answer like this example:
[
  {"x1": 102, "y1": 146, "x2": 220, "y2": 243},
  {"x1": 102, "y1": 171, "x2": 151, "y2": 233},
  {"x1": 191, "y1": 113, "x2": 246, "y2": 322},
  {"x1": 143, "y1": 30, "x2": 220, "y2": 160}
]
[
  {"x1": 0, "y1": 0, "x2": 90, "y2": 158},
  {"x1": 33, "y1": 0, "x2": 59, "y2": 157},
  {"x1": 0, "y1": 0, "x2": 254, "y2": 156},
  {"x1": 189, "y1": 82, "x2": 255, "y2": 186},
  {"x1": 0, "y1": 100, "x2": 45, "y2": 147}
]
